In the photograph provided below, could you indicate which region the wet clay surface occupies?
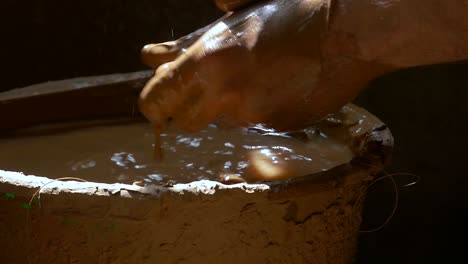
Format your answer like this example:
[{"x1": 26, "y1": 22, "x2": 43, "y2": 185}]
[
  {"x1": 0, "y1": 104, "x2": 378, "y2": 186},
  {"x1": 0, "y1": 119, "x2": 353, "y2": 185}
]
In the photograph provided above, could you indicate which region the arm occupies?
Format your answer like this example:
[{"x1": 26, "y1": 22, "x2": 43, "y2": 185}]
[
  {"x1": 139, "y1": 0, "x2": 333, "y2": 132},
  {"x1": 326, "y1": 0, "x2": 468, "y2": 68},
  {"x1": 139, "y1": 0, "x2": 468, "y2": 132}
]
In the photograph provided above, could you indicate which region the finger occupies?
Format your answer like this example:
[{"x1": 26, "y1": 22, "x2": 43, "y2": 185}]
[
  {"x1": 141, "y1": 42, "x2": 179, "y2": 68},
  {"x1": 139, "y1": 11, "x2": 254, "y2": 131},
  {"x1": 139, "y1": 43, "x2": 214, "y2": 128},
  {"x1": 138, "y1": 61, "x2": 184, "y2": 126},
  {"x1": 141, "y1": 12, "x2": 232, "y2": 69},
  {"x1": 144, "y1": 48, "x2": 233, "y2": 132},
  {"x1": 140, "y1": 29, "x2": 210, "y2": 69},
  {"x1": 139, "y1": 63, "x2": 220, "y2": 132},
  {"x1": 214, "y1": 0, "x2": 258, "y2": 12}
]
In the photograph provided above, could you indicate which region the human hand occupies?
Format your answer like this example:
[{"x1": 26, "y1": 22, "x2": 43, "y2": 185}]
[{"x1": 139, "y1": 0, "x2": 369, "y2": 132}]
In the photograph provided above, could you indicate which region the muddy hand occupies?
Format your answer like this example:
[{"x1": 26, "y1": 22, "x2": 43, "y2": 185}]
[{"x1": 139, "y1": 0, "x2": 352, "y2": 132}]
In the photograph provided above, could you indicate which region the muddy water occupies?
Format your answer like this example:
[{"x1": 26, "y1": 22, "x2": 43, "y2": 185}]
[{"x1": 0, "y1": 121, "x2": 354, "y2": 185}]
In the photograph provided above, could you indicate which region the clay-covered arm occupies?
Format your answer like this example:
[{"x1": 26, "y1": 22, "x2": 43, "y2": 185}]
[
  {"x1": 138, "y1": 0, "x2": 468, "y2": 133},
  {"x1": 215, "y1": 0, "x2": 468, "y2": 67},
  {"x1": 139, "y1": 0, "x2": 335, "y2": 132},
  {"x1": 326, "y1": 0, "x2": 468, "y2": 68}
]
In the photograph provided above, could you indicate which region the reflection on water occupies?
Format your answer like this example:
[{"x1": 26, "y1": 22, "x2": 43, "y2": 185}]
[{"x1": 0, "y1": 122, "x2": 353, "y2": 185}]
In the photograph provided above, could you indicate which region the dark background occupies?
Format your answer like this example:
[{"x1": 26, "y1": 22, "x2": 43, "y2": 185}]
[{"x1": 2, "y1": 1, "x2": 467, "y2": 262}]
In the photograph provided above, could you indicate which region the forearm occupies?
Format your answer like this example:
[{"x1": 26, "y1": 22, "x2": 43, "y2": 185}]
[{"x1": 326, "y1": 0, "x2": 468, "y2": 68}]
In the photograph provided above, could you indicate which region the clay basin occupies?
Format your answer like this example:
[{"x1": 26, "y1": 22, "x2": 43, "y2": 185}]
[{"x1": 0, "y1": 72, "x2": 393, "y2": 264}]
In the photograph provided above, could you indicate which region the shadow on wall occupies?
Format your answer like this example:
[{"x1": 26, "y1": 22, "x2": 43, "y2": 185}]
[
  {"x1": 1, "y1": 0, "x2": 222, "y2": 91},
  {"x1": 2, "y1": 0, "x2": 468, "y2": 262},
  {"x1": 355, "y1": 62, "x2": 468, "y2": 263}
]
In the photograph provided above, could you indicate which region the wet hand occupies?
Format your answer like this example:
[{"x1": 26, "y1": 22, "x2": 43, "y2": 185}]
[{"x1": 139, "y1": 0, "x2": 355, "y2": 132}]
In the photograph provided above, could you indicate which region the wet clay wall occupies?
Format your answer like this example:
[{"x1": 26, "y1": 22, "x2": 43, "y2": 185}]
[{"x1": 2, "y1": 0, "x2": 468, "y2": 263}]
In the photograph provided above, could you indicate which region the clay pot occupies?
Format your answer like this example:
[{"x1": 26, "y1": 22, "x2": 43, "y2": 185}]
[{"x1": 0, "y1": 73, "x2": 392, "y2": 264}]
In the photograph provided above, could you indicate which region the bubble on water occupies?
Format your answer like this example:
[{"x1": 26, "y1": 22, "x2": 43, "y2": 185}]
[
  {"x1": 148, "y1": 174, "x2": 163, "y2": 181},
  {"x1": 272, "y1": 146, "x2": 293, "y2": 152},
  {"x1": 71, "y1": 160, "x2": 97, "y2": 171},
  {"x1": 242, "y1": 145, "x2": 268, "y2": 150},
  {"x1": 176, "y1": 137, "x2": 202, "y2": 147},
  {"x1": 237, "y1": 161, "x2": 248, "y2": 170},
  {"x1": 224, "y1": 161, "x2": 232, "y2": 169},
  {"x1": 224, "y1": 142, "x2": 235, "y2": 148},
  {"x1": 111, "y1": 152, "x2": 136, "y2": 167}
]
